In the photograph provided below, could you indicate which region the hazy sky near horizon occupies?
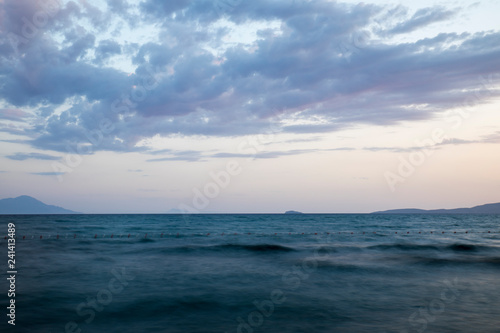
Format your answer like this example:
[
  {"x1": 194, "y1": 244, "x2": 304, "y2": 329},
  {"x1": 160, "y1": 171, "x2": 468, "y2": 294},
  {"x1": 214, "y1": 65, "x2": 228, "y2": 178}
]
[{"x1": 0, "y1": 0, "x2": 499, "y2": 213}]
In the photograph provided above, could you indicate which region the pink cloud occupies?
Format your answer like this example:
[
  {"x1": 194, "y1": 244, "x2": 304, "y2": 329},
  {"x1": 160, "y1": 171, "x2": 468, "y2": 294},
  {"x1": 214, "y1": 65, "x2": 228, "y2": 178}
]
[{"x1": 0, "y1": 108, "x2": 31, "y2": 121}]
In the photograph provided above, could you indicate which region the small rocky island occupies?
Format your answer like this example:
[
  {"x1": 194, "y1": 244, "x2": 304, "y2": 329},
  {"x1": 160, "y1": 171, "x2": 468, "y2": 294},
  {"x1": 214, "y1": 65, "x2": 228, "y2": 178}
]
[{"x1": 284, "y1": 210, "x2": 303, "y2": 214}]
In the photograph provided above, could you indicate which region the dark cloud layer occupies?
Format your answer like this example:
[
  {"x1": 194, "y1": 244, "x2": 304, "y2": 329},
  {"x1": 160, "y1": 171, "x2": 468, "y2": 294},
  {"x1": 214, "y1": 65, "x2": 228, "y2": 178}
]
[
  {"x1": 6, "y1": 152, "x2": 60, "y2": 160},
  {"x1": 146, "y1": 146, "x2": 355, "y2": 162},
  {"x1": 31, "y1": 171, "x2": 65, "y2": 176},
  {"x1": 388, "y1": 6, "x2": 458, "y2": 34},
  {"x1": 0, "y1": 0, "x2": 499, "y2": 155}
]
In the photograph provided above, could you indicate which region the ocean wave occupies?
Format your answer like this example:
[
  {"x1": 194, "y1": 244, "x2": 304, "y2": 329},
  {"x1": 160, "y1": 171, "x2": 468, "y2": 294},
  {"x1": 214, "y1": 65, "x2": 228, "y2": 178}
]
[
  {"x1": 139, "y1": 237, "x2": 155, "y2": 243},
  {"x1": 409, "y1": 255, "x2": 500, "y2": 266},
  {"x1": 368, "y1": 244, "x2": 440, "y2": 251},
  {"x1": 216, "y1": 244, "x2": 295, "y2": 252},
  {"x1": 152, "y1": 243, "x2": 296, "y2": 254},
  {"x1": 367, "y1": 243, "x2": 500, "y2": 253}
]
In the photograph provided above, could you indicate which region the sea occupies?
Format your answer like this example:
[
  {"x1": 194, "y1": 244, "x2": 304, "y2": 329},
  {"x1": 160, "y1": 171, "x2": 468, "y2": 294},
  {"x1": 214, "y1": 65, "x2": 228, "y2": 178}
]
[{"x1": 1, "y1": 214, "x2": 499, "y2": 333}]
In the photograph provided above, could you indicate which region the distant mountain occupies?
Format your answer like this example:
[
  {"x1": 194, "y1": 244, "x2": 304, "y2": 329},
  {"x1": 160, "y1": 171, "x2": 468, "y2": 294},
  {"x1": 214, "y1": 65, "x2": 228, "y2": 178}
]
[
  {"x1": 372, "y1": 202, "x2": 500, "y2": 214},
  {"x1": 0, "y1": 195, "x2": 80, "y2": 214}
]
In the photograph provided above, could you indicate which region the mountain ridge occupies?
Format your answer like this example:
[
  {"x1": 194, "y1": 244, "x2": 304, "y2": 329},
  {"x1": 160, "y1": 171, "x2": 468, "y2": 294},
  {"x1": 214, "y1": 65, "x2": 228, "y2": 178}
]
[
  {"x1": 372, "y1": 202, "x2": 500, "y2": 214},
  {"x1": 1, "y1": 195, "x2": 499, "y2": 214},
  {"x1": 0, "y1": 195, "x2": 80, "y2": 214}
]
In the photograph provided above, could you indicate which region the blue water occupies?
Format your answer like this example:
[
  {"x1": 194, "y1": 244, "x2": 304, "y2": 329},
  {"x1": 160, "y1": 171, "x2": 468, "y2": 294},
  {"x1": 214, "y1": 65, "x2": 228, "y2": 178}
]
[{"x1": 1, "y1": 214, "x2": 499, "y2": 332}]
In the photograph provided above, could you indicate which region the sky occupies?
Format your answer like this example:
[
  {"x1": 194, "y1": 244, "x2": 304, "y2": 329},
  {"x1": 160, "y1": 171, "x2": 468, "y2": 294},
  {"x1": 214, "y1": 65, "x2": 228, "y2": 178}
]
[{"x1": 0, "y1": 0, "x2": 499, "y2": 213}]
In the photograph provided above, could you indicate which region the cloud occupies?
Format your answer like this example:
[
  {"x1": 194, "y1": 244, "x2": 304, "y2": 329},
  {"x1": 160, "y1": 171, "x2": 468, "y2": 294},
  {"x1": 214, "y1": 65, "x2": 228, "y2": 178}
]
[
  {"x1": 0, "y1": 123, "x2": 30, "y2": 136},
  {"x1": 107, "y1": 0, "x2": 131, "y2": 15},
  {"x1": 0, "y1": 109, "x2": 31, "y2": 121},
  {"x1": 147, "y1": 149, "x2": 172, "y2": 155},
  {"x1": 388, "y1": 6, "x2": 458, "y2": 35},
  {"x1": 94, "y1": 39, "x2": 122, "y2": 64},
  {"x1": 146, "y1": 147, "x2": 353, "y2": 162},
  {"x1": 30, "y1": 172, "x2": 65, "y2": 176},
  {"x1": 6, "y1": 152, "x2": 61, "y2": 160},
  {"x1": 478, "y1": 131, "x2": 500, "y2": 144},
  {"x1": 363, "y1": 146, "x2": 423, "y2": 153},
  {"x1": 436, "y1": 132, "x2": 500, "y2": 146},
  {"x1": 0, "y1": 0, "x2": 499, "y2": 155},
  {"x1": 147, "y1": 150, "x2": 205, "y2": 162},
  {"x1": 363, "y1": 130, "x2": 500, "y2": 152}
]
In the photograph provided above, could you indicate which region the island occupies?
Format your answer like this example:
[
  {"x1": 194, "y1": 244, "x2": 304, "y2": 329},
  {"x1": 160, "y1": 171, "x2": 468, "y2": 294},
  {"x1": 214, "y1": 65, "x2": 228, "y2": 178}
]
[{"x1": 284, "y1": 210, "x2": 303, "y2": 214}]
